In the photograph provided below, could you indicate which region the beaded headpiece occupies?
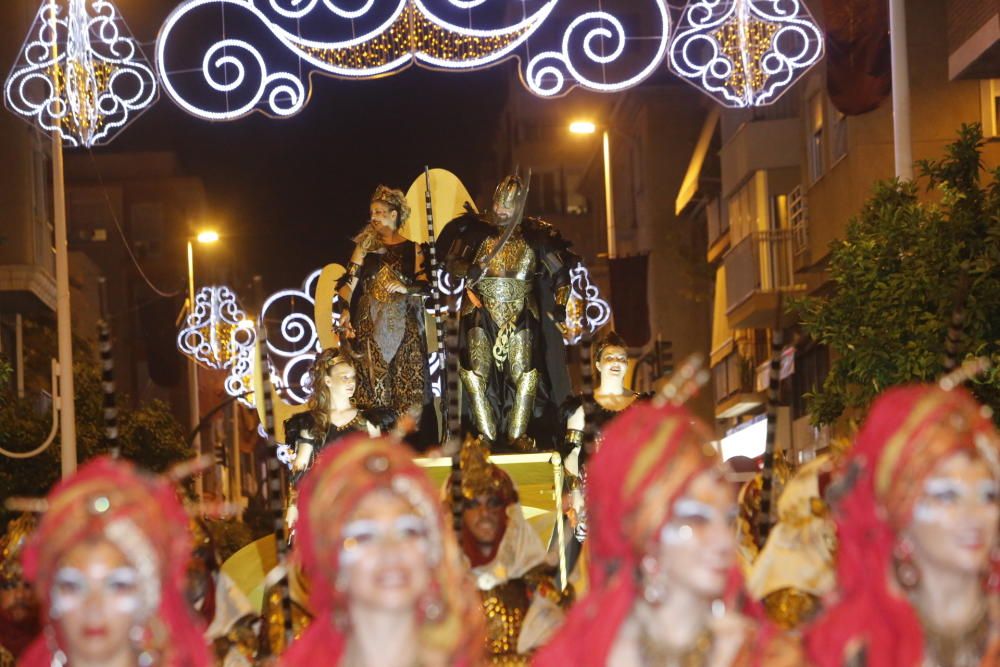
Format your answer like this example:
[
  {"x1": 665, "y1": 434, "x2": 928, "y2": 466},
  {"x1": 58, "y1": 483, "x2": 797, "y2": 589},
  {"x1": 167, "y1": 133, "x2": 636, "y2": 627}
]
[
  {"x1": 454, "y1": 436, "x2": 517, "y2": 505},
  {"x1": 370, "y1": 185, "x2": 410, "y2": 225}
]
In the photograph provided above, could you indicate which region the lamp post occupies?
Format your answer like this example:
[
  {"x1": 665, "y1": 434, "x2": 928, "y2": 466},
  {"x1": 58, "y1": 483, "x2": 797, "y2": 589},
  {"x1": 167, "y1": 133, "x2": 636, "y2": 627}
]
[
  {"x1": 186, "y1": 229, "x2": 218, "y2": 499},
  {"x1": 569, "y1": 120, "x2": 616, "y2": 259}
]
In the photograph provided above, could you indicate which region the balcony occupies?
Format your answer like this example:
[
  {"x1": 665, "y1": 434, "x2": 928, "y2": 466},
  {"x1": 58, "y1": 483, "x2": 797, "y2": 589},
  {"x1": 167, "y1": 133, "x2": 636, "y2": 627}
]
[
  {"x1": 723, "y1": 230, "x2": 806, "y2": 329},
  {"x1": 712, "y1": 348, "x2": 764, "y2": 419},
  {"x1": 947, "y1": 0, "x2": 1000, "y2": 79},
  {"x1": 706, "y1": 198, "x2": 729, "y2": 263},
  {"x1": 720, "y1": 117, "x2": 802, "y2": 194}
]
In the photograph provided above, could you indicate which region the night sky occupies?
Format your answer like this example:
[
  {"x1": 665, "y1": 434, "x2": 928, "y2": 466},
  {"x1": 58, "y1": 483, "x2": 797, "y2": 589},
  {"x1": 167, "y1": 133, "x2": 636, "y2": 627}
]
[{"x1": 94, "y1": 0, "x2": 520, "y2": 292}]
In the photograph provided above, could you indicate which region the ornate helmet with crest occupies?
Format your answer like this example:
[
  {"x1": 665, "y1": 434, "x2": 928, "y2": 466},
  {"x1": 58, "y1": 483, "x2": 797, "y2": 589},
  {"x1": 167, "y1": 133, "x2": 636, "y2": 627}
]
[
  {"x1": 370, "y1": 184, "x2": 410, "y2": 226},
  {"x1": 0, "y1": 514, "x2": 36, "y2": 585},
  {"x1": 490, "y1": 171, "x2": 531, "y2": 227}
]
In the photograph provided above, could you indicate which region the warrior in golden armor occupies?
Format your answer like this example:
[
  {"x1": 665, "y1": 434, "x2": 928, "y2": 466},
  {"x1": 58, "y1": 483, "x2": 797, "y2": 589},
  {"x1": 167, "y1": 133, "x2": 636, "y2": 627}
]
[{"x1": 438, "y1": 174, "x2": 583, "y2": 451}]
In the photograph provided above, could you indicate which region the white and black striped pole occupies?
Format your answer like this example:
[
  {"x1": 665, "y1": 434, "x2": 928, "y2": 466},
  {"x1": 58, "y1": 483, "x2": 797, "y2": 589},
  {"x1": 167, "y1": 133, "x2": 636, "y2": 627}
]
[
  {"x1": 97, "y1": 278, "x2": 119, "y2": 458},
  {"x1": 757, "y1": 327, "x2": 784, "y2": 543},
  {"x1": 424, "y1": 167, "x2": 449, "y2": 444}
]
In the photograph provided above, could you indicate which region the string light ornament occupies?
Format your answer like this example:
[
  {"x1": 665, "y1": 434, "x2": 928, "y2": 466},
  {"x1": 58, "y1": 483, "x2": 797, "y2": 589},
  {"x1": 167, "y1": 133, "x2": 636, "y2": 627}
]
[
  {"x1": 565, "y1": 263, "x2": 611, "y2": 345},
  {"x1": 4, "y1": 0, "x2": 157, "y2": 147},
  {"x1": 258, "y1": 269, "x2": 324, "y2": 405},
  {"x1": 668, "y1": 0, "x2": 823, "y2": 108},
  {"x1": 177, "y1": 286, "x2": 256, "y2": 372},
  {"x1": 155, "y1": 0, "x2": 671, "y2": 120}
]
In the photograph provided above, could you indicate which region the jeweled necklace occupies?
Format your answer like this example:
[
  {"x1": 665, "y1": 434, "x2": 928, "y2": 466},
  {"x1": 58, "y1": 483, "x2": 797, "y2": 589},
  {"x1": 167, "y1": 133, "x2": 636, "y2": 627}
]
[{"x1": 637, "y1": 622, "x2": 714, "y2": 667}]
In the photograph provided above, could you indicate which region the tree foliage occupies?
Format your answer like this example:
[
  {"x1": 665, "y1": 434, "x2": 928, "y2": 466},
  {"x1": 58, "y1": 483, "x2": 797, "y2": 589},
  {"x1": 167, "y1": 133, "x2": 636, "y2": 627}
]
[
  {"x1": 0, "y1": 320, "x2": 194, "y2": 520},
  {"x1": 794, "y1": 124, "x2": 1000, "y2": 425}
]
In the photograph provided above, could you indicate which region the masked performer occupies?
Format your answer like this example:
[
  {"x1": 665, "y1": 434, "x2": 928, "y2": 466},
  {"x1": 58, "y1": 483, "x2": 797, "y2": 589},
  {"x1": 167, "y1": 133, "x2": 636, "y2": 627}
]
[
  {"x1": 0, "y1": 514, "x2": 40, "y2": 665},
  {"x1": 447, "y1": 437, "x2": 568, "y2": 663},
  {"x1": 338, "y1": 186, "x2": 432, "y2": 425},
  {"x1": 806, "y1": 384, "x2": 1000, "y2": 667},
  {"x1": 279, "y1": 435, "x2": 484, "y2": 667},
  {"x1": 438, "y1": 174, "x2": 584, "y2": 451},
  {"x1": 19, "y1": 456, "x2": 212, "y2": 667},
  {"x1": 534, "y1": 399, "x2": 805, "y2": 667}
]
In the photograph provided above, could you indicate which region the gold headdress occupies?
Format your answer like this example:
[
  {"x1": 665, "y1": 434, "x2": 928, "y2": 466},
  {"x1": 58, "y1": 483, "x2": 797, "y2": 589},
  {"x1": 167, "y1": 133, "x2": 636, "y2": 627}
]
[
  {"x1": 455, "y1": 436, "x2": 517, "y2": 504},
  {"x1": 0, "y1": 514, "x2": 35, "y2": 583},
  {"x1": 371, "y1": 185, "x2": 411, "y2": 225}
]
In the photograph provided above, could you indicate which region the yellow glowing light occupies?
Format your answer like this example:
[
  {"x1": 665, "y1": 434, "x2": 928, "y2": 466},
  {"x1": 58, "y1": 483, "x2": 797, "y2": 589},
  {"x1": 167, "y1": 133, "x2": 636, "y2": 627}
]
[
  {"x1": 569, "y1": 120, "x2": 598, "y2": 135},
  {"x1": 197, "y1": 230, "x2": 220, "y2": 244}
]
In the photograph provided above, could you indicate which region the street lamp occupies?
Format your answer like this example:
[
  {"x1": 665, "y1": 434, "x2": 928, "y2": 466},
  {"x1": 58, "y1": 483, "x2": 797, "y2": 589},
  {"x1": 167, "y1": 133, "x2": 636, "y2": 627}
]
[
  {"x1": 569, "y1": 119, "x2": 616, "y2": 258},
  {"x1": 186, "y1": 228, "x2": 219, "y2": 500}
]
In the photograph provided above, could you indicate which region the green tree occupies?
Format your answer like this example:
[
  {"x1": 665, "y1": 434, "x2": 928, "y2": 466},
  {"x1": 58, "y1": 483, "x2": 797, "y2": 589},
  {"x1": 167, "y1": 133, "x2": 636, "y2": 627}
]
[
  {"x1": 0, "y1": 319, "x2": 195, "y2": 519},
  {"x1": 795, "y1": 124, "x2": 1000, "y2": 426}
]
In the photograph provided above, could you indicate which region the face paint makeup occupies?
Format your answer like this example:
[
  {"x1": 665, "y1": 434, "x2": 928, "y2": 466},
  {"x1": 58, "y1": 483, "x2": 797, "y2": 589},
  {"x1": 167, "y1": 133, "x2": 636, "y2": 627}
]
[
  {"x1": 50, "y1": 565, "x2": 142, "y2": 619},
  {"x1": 659, "y1": 499, "x2": 735, "y2": 545},
  {"x1": 339, "y1": 515, "x2": 431, "y2": 567}
]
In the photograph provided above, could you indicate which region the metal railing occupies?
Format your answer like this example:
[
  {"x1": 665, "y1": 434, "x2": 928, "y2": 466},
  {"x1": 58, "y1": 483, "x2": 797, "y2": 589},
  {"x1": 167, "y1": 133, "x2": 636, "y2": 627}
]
[
  {"x1": 706, "y1": 198, "x2": 728, "y2": 248},
  {"x1": 724, "y1": 230, "x2": 800, "y2": 313}
]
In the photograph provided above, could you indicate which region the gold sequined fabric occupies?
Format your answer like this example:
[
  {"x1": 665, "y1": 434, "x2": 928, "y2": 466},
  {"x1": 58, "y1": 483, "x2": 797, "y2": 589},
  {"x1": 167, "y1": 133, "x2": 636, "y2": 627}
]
[
  {"x1": 261, "y1": 585, "x2": 312, "y2": 656},
  {"x1": 481, "y1": 579, "x2": 531, "y2": 660}
]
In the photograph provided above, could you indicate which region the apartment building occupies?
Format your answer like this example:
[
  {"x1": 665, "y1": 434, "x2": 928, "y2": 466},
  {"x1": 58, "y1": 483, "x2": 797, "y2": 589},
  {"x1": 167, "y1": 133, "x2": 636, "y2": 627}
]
[{"x1": 704, "y1": 0, "x2": 1000, "y2": 458}]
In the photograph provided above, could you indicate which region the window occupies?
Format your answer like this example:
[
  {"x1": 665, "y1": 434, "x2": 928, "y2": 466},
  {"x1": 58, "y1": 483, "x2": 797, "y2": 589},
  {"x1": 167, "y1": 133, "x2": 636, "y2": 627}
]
[
  {"x1": 807, "y1": 93, "x2": 825, "y2": 183},
  {"x1": 830, "y1": 106, "x2": 847, "y2": 163},
  {"x1": 526, "y1": 170, "x2": 563, "y2": 215},
  {"x1": 726, "y1": 171, "x2": 768, "y2": 243},
  {"x1": 979, "y1": 80, "x2": 1000, "y2": 138},
  {"x1": 788, "y1": 343, "x2": 830, "y2": 420}
]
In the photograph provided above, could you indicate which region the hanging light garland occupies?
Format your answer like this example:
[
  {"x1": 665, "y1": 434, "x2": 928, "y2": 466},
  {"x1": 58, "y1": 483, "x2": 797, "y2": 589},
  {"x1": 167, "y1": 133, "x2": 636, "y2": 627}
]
[
  {"x1": 4, "y1": 0, "x2": 157, "y2": 146},
  {"x1": 668, "y1": 0, "x2": 824, "y2": 108},
  {"x1": 155, "y1": 0, "x2": 671, "y2": 120}
]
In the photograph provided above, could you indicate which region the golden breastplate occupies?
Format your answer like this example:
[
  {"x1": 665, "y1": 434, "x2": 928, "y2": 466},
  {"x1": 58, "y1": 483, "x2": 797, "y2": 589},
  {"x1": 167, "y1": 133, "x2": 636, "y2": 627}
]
[{"x1": 476, "y1": 233, "x2": 535, "y2": 280}]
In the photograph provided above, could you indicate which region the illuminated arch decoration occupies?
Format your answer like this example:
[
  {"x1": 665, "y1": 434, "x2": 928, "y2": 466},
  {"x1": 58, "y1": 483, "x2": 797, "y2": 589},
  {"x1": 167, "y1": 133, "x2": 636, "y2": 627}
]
[
  {"x1": 4, "y1": 0, "x2": 157, "y2": 147},
  {"x1": 177, "y1": 286, "x2": 256, "y2": 371},
  {"x1": 668, "y1": 0, "x2": 824, "y2": 108},
  {"x1": 155, "y1": 0, "x2": 672, "y2": 120}
]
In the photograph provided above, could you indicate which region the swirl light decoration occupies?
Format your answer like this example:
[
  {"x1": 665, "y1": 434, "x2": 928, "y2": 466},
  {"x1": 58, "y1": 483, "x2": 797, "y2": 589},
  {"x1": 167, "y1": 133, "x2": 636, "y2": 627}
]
[
  {"x1": 523, "y1": 3, "x2": 671, "y2": 98},
  {"x1": 156, "y1": 0, "x2": 671, "y2": 120},
  {"x1": 259, "y1": 269, "x2": 323, "y2": 405},
  {"x1": 668, "y1": 0, "x2": 824, "y2": 108},
  {"x1": 4, "y1": 0, "x2": 157, "y2": 147},
  {"x1": 177, "y1": 286, "x2": 256, "y2": 371},
  {"x1": 566, "y1": 263, "x2": 611, "y2": 345}
]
